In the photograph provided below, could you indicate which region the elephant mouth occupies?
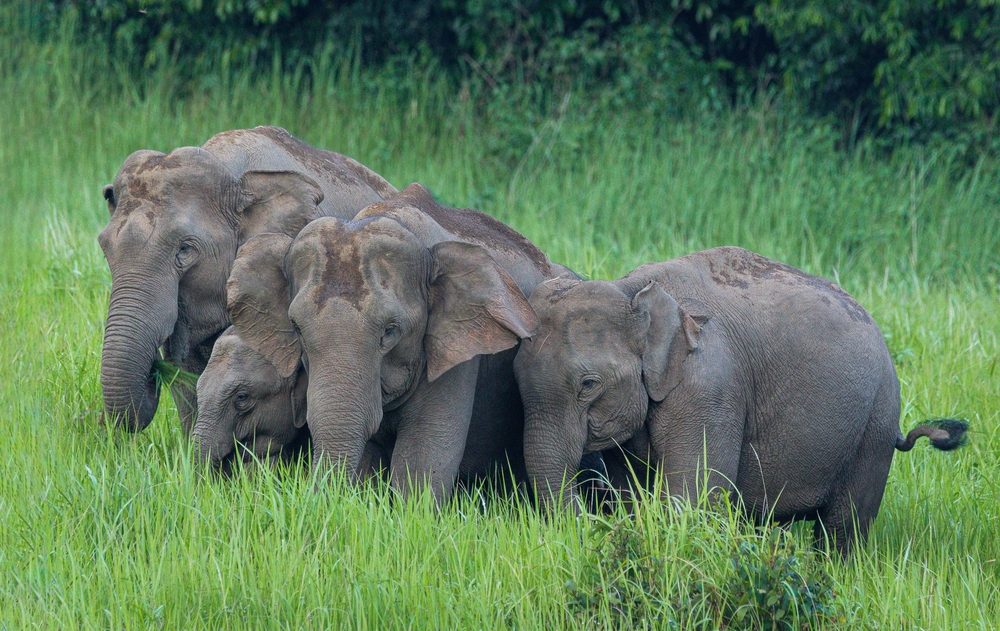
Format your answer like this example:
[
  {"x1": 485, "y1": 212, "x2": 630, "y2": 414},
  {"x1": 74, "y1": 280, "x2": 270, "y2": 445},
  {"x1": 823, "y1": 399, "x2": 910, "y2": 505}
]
[
  {"x1": 213, "y1": 439, "x2": 308, "y2": 477},
  {"x1": 381, "y1": 371, "x2": 422, "y2": 410},
  {"x1": 212, "y1": 448, "x2": 242, "y2": 478},
  {"x1": 144, "y1": 369, "x2": 160, "y2": 406}
]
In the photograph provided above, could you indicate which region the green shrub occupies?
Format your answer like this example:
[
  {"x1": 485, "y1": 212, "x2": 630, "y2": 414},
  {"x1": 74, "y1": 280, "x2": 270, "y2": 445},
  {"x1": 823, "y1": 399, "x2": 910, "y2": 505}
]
[
  {"x1": 10, "y1": 1, "x2": 999, "y2": 155},
  {"x1": 721, "y1": 529, "x2": 838, "y2": 630},
  {"x1": 757, "y1": 0, "x2": 1000, "y2": 153},
  {"x1": 567, "y1": 511, "x2": 841, "y2": 630}
]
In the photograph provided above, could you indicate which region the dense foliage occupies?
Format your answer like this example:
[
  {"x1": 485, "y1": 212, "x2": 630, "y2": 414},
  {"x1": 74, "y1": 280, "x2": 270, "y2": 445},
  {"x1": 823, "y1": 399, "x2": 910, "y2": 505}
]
[
  {"x1": 567, "y1": 510, "x2": 840, "y2": 629},
  {"x1": 12, "y1": 0, "x2": 1000, "y2": 154}
]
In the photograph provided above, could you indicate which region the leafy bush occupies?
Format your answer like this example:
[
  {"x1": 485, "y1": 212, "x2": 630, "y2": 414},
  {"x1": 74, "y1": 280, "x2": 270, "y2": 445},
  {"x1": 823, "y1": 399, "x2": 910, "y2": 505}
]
[
  {"x1": 757, "y1": 0, "x2": 1000, "y2": 152},
  {"x1": 567, "y1": 511, "x2": 841, "y2": 630},
  {"x1": 721, "y1": 529, "x2": 838, "y2": 630},
  {"x1": 10, "y1": 0, "x2": 1000, "y2": 155}
]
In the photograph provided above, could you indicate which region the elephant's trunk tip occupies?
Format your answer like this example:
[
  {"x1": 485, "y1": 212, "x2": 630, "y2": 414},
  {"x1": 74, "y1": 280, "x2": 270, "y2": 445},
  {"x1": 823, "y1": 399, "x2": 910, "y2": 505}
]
[
  {"x1": 896, "y1": 418, "x2": 969, "y2": 452},
  {"x1": 102, "y1": 367, "x2": 161, "y2": 433}
]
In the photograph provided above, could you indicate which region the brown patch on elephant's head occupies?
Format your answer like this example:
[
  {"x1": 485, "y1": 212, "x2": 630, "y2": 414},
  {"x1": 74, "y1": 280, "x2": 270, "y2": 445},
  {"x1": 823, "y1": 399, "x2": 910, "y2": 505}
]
[
  {"x1": 110, "y1": 147, "x2": 237, "y2": 227},
  {"x1": 110, "y1": 151, "x2": 167, "y2": 224},
  {"x1": 314, "y1": 219, "x2": 370, "y2": 310},
  {"x1": 301, "y1": 215, "x2": 432, "y2": 312}
]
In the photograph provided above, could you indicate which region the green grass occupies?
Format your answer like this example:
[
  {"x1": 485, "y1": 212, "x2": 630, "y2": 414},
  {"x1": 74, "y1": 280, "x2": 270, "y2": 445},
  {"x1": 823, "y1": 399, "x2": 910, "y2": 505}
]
[{"x1": 1, "y1": 19, "x2": 998, "y2": 630}]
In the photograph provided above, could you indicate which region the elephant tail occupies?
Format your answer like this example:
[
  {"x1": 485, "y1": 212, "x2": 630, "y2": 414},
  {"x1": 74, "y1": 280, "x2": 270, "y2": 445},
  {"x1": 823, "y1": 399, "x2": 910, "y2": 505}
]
[{"x1": 895, "y1": 418, "x2": 969, "y2": 452}]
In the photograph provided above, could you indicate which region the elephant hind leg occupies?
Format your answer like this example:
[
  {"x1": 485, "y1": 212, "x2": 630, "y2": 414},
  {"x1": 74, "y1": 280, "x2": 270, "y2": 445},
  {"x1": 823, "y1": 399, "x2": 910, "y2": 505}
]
[{"x1": 814, "y1": 396, "x2": 898, "y2": 556}]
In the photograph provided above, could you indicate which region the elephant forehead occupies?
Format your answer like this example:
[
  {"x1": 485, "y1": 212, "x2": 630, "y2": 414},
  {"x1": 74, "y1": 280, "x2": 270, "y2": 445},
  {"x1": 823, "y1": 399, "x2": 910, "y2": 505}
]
[
  {"x1": 537, "y1": 284, "x2": 626, "y2": 327},
  {"x1": 305, "y1": 217, "x2": 420, "y2": 310},
  {"x1": 229, "y1": 342, "x2": 282, "y2": 381},
  {"x1": 309, "y1": 225, "x2": 368, "y2": 310},
  {"x1": 204, "y1": 337, "x2": 280, "y2": 387},
  {"x1": 205, "y1": 329, "x2": 247, "y2": 366},
  {"x1": 104, "y1": 210, "x2": 155, "y2": 247},
  {"x1": 123, "y1": 171, "x2": 164, "y2": 204},
  {"x1": 565, "y1": 312, "x2": 630, "y2": 350},
  {"x1": 114, "y1": 148, "x2": 231, "y2": 221}
]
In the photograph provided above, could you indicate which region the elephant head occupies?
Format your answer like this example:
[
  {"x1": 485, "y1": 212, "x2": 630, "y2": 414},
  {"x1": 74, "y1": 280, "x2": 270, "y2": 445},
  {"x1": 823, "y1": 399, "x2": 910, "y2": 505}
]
[
  {"x1": 98, "y1": 147, "x2": 324, "y2": 432},
  {"x1": 192, "y1": 327, "x2": 308, "y2": 470},
  {"x1": 512, "y1": 278, "x2": 706, "y2": 505},
  {"x1": 227, "y1": 213, "x2": 537, "y2": 479}
]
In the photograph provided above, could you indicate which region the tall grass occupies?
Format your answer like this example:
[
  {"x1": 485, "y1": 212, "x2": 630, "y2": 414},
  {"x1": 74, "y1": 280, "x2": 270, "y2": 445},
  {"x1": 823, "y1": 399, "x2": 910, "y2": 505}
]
[{"x1": 1, "y1": 14, "x2": 998, "y2": 630}]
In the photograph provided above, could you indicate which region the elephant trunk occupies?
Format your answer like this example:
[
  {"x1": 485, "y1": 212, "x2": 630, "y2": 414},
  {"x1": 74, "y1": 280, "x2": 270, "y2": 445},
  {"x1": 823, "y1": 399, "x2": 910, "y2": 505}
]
[
  {"x1": 101, "y1": 275, "x2": 178, "y2": 432},
  {"x1": 190, "y1": 406, "x2": 236, "y2": 468},
  {"x1": 305, "y1": 353, "x2": 383, "y2": 479},
  {"x1": 523, "y1": 407, "x2": 588, "y2": 510}
]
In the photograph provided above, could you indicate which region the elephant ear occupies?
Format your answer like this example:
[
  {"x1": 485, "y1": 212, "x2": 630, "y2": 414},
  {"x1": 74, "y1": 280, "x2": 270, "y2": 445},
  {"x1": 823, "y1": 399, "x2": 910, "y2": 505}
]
[
  {"x1": 424, "y1": 241, "x2": 540, "y2": 382},
  {"x1": 227, "y1": 233, "x2": 302, "y2": 379},
  {"x1": 235, "y1": 171, "x2": 325, "y2": 242},
  {"x1": 102, "y1": 185, "x2": 116, "y2": 215},
  {"x1": 631, "y1": 281, "x2": 708, "y2": 402}
]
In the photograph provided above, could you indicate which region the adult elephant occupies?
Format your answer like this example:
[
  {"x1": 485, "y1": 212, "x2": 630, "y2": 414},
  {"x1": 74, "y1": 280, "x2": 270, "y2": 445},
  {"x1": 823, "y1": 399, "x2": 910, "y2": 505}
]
[
  {"x1": 512, "y1": 247, "x2": 968, "y2": 554},
  {"x1": 225, "y1": 183, "x2": 562, "y2": 501},
  {"x1": 98, "y1": 126, "x2": 396, "y2": 433}
]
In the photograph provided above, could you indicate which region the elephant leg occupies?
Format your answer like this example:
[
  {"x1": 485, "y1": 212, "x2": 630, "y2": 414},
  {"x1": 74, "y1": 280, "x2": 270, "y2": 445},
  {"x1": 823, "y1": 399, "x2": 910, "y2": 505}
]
[
  {"x1": 648, "y1": 396, "x2": 744, "y2": 506},
  {"x1": 388, "y1": 357, "x2": 480, "y2": 503},
  {"x1": 357, "y1": 435, "x2": 395, "y2": 485},
  {"x1": 815, "y1": 387, "x2": 898, "y2": 556}
]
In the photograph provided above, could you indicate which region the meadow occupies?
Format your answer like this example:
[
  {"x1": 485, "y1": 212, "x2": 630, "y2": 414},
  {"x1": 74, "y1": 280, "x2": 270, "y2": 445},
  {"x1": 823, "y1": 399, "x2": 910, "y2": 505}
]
[{"x1": 1, "y1": 25, "x2": 998, "y2": 630}]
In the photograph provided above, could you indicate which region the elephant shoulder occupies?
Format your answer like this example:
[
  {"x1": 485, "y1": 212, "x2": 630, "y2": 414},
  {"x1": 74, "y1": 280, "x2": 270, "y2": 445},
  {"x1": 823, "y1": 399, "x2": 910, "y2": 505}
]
[{"x1": 201, "y1": 128, "x2": 269, "y2": 178}]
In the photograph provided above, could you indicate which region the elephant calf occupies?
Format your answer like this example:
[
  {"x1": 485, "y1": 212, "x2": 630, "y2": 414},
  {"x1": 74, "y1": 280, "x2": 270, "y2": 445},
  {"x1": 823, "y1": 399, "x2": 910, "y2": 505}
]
[
  {"x1": 193, "y1": 327, "x2": 391, "y2": 479},
  {"x1": 513, "y1": 246, "x2": 967, "y2": 554}
]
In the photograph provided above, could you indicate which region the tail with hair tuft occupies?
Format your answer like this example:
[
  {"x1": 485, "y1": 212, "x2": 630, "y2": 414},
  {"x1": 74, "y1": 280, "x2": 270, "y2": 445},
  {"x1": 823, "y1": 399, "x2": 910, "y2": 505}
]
[
  {"x1": 895, "y1": 418, "x2": 969, "y2": 452},
  {"x1": 927, "y1": 418, "x2": 969, "y2": 451}
]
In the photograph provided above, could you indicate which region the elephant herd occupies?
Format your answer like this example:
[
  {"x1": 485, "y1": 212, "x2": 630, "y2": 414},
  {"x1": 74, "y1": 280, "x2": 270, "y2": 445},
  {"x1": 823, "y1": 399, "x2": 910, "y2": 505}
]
[{"x1": 98, "y1": 126, "x2": 966, "y2": 555}]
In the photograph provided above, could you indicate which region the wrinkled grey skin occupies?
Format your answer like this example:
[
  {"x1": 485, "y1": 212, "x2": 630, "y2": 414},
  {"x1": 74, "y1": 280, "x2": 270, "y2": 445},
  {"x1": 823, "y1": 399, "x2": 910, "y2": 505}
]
[
  {"x1": 193, "y1": 326, "x2": 605, "y2": 497},
  {"x1": 98, "y1": 126, "x2": 396, "y2": 433},
  {"x1": 226, "y1": 183, "x2": 557, "y2": 502},
  {"x1": 514, "y1": 246, "x2": 966, "y2": 554},
  {"x1": 193, "y1": 328, "x2": 390, "y2": 478},
  {"x1": 193, "y1": 327, "x2": 308, "y2": 467}
]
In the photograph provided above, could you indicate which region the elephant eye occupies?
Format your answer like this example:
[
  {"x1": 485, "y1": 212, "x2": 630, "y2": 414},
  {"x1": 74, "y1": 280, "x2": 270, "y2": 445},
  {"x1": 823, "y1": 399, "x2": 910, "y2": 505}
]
[
  {"x1": 175, "y1": 242, "x2": 196, "y2": 268},
  {"x1": 380, "y1": 323, "x2": 401, "y2": 352},
  {"x1": 579, "y1": 375, "x2": 603, "y2": 400},
  {"x1": 233, "y1": 391, "x2": 252, "y2": 412}
]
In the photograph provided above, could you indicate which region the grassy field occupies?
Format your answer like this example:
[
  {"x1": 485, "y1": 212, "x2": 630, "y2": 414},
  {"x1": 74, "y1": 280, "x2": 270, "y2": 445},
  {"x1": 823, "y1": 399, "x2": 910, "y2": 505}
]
[{"x1": 1, "y1": 23, "x2": 999, "y2": 630}]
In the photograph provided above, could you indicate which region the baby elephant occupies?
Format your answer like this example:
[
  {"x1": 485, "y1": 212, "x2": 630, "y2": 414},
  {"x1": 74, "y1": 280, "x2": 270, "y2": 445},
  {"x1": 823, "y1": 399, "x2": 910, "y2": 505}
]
[
  {"x1": 513, "y1": 246, "x2": 966, "y2": 554},
  {"x1": 193, "y1": 327, "x2": 390, "y2": 478}
]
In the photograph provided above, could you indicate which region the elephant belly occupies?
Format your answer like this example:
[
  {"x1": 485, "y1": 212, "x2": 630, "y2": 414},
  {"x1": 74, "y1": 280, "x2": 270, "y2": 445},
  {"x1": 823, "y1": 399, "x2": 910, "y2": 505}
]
[{"x1": 734, "y1": 408, "x2": 874, "y2": 520}]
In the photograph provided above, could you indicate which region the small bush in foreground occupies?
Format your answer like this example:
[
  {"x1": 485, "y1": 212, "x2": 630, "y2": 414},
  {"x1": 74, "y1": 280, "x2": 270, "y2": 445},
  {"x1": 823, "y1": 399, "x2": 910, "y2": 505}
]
[
  {"x1": 722, "y1": 529, "x2": 838, "y2": 630},
  {"x1": 568, "y1": 508, "x2": 841, "y2": 630}
]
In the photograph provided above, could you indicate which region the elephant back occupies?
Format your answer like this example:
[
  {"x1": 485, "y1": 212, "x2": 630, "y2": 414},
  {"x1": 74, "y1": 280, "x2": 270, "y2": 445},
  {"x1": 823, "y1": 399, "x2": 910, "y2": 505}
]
[
  {"x1": 355, "y1": 182, "x2": 556, "y2": 296},
  {"x1": 204, "y1": 126, "x2": 397, "y2": 220}
]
